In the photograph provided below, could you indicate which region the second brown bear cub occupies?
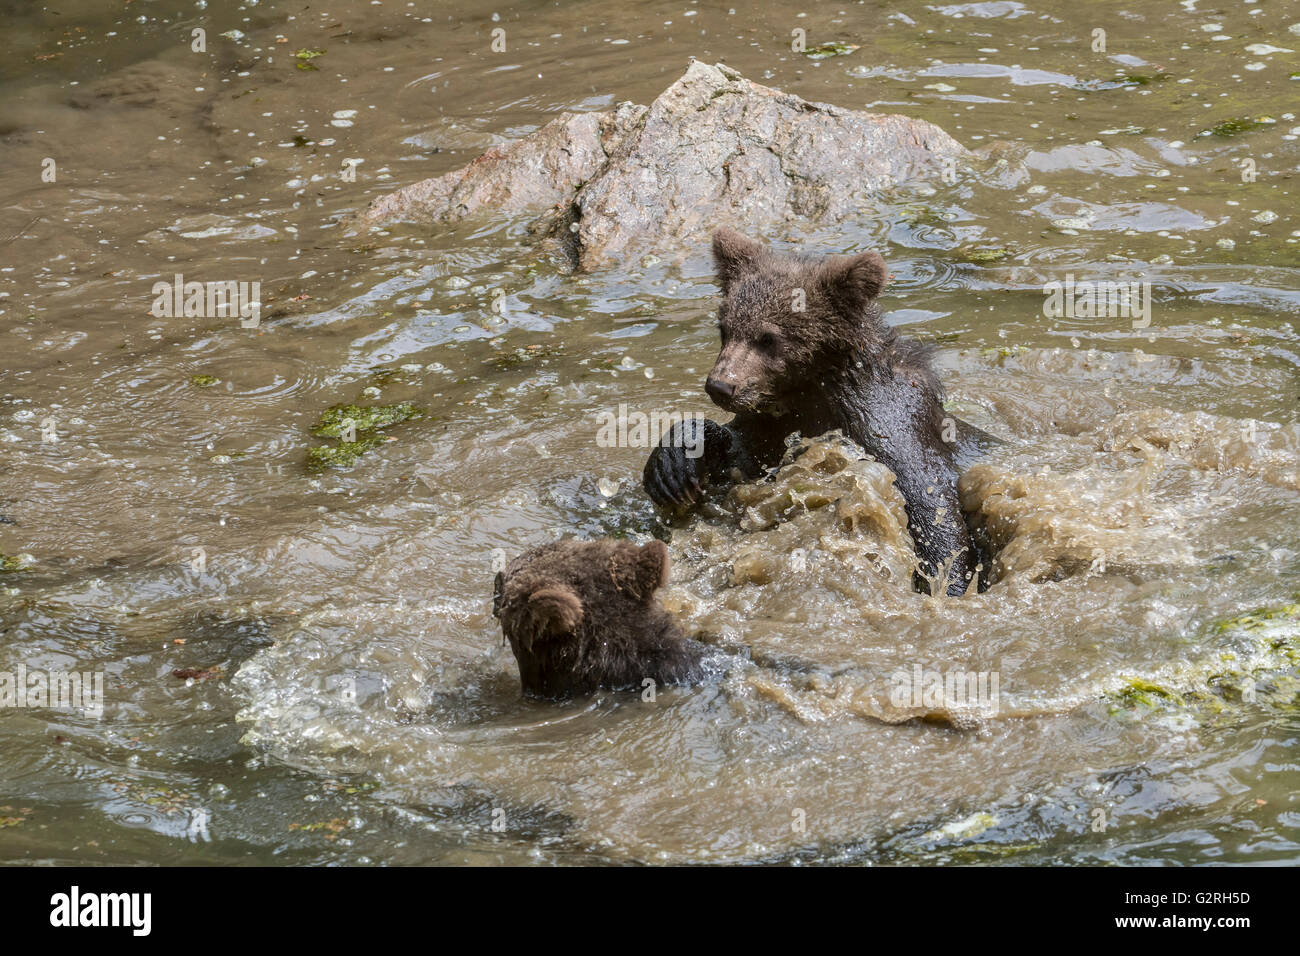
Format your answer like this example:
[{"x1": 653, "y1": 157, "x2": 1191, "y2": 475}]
[
  {"x1": 493, "y1": 539, "x2": 707, "y2": 698},
  {"x1": 644, "y1": 228, "x2": 981, "y2": 596}
]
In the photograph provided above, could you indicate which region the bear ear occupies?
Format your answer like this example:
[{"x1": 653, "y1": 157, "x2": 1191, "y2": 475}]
[
  {"x1": 610, "y1": 540, "x2": 671, "y2": 603},
  {"x1": 712, "y1": 228, "x2": 765, "y2": 292},
  {"x1": 818, "y1": 251, "x2": 888, "y2": 316},
  {"x1": 516, "y1": 586, "x2": 584, "y2": 650}
]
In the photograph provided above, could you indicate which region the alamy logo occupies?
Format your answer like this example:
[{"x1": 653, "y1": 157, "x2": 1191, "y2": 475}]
[
  {"x1": 595, "y1": 404, "x2": 705, "y2": 458},
  {"x1": 1042, "y1": 274, "x2": 1152, "y2": 329},
  {"x1": 0, "y1": 665, "x2": 104, "y2": 717},
  {"x1": 150, "y1": 273, "x2": 262, "y2": 327},
  {"x1": 50, "y1": 886, "x2": 151, "y2": 936},
  {"x1": 889, "y1": 663, "x2": 1000, "y2": 715}
]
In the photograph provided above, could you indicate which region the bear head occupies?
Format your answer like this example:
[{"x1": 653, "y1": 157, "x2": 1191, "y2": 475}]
[
  {"x1": 704, "y1": 227, "x2": 890, "y2": 415},
  {"x1": 492, "y1": 538, "x2": 696, "y2": 698}
]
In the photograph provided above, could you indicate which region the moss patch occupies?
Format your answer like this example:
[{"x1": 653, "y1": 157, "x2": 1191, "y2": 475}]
[
  {"x1": 306, "y1": 402, "x2": 425, "y2": 471},
  {"x1": 311, "y1": 402, "x2": 423, "y2": 438},
  {"x1": 1204, "y1": 116, "x2": 1273, "y2": 138},
  {"x1": 306, "y1": 433, "x2": 390, "y2": 471}
]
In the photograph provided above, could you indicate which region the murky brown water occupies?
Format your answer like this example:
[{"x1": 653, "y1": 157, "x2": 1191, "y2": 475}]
[{"x1": 2, "y1": 0, "x2": 1298, "y2": 864}]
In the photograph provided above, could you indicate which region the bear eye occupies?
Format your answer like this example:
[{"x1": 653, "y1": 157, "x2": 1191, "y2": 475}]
[{"x1": 757, "y1": 331, "x2": 779, "y2": 350}]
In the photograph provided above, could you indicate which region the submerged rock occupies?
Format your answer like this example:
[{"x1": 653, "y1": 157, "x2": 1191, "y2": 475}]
[{"x1": 353, "y1": 61, "x2": 968, "y2": 269}]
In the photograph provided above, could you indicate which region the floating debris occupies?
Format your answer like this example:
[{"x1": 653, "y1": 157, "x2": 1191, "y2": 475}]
[
  {"x1": 804, "y1": 42, "x2": 860, "y2": 59},
  {"x1": 294, "y1": 49, "x2": 325, "y2": 71}
]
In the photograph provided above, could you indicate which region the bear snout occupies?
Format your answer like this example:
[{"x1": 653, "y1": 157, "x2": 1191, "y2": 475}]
[{"x1": 705, "y1": 376, "x2": 735, "y2": 406}]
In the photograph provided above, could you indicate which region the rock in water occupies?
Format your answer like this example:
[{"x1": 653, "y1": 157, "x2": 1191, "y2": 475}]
[{"x1": 353, "y1": 61, "x2": 968, "y2": 270}]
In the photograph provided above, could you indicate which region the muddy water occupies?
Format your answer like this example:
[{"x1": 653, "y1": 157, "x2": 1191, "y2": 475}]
[{"x1": 2, "y1": 0, "x2": 1298, "y2": 864}]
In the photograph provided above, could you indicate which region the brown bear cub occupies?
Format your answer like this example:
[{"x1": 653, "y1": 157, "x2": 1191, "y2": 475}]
[
  {"x1": 644, "y1": 228, "x2": 985, "y2": 596},
  {"x1": 492, "y1": 539, "x2": 707, "y2": 698}
]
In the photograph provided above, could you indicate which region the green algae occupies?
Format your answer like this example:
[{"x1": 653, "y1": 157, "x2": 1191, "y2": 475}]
[
  {"x1": 189, "y1": 373, "x2": 221, "y2": 387},
  {"x1": 1211, "y1": 601, "x2": 1300, "y2": 636},
  {"x1": 958, "y1": 246, "x2": 1012, "y2": 263},
  {"x1": 1105, "y1": 597, "x2": 1300, "y2": 721},
  {"x1": 1113, "y1": 677, "x2": 1184, "y2": 710},
  {"x1": 306, "y1": 433, "x2": 389, "y2": 471},
  {"x1": 311, "y1": 402, "x2": 423, "y2": 438},
  {"x1": 306, "y1": 401, "x2": 425, "y2": 471},
  {"x1": 1203, "y1": 116, "x2": 1273, "y2": 138},
  {"x1": 293, "y1": 49, "x2": 325, "y2": 71},
  {"x1": 0, "y1": 553, "x2": 30, "y2": 573}
]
